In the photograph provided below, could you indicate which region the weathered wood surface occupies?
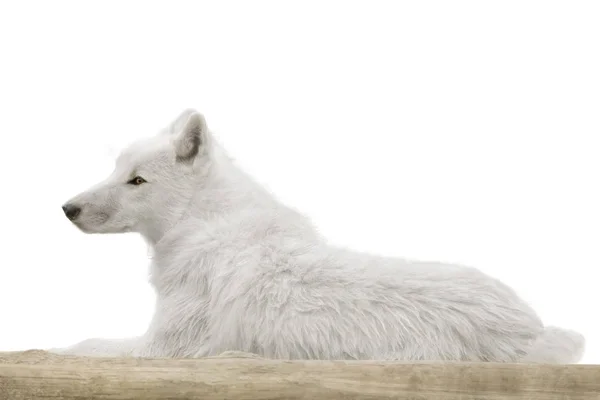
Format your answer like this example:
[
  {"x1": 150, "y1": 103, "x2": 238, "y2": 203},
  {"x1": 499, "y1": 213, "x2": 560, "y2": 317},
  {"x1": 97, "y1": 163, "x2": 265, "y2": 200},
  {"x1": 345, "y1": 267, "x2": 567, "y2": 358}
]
[{"x1": 0, "y1": 350, "x2": 599, "y2": 399}]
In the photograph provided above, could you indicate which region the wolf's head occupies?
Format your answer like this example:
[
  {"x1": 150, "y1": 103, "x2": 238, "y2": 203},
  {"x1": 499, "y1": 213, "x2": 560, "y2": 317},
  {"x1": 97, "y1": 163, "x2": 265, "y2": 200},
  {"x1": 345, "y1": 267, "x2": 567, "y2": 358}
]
[{"x1": 62, "y1": 109, "x2": 213, "y2": 243}]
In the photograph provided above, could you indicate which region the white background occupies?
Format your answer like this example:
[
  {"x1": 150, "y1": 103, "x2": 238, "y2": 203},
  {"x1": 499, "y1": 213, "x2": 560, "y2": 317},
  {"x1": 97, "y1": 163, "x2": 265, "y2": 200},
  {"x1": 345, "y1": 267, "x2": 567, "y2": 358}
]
[{"x1": 1, "y1": 1, "x2": 598, "y2": 363}]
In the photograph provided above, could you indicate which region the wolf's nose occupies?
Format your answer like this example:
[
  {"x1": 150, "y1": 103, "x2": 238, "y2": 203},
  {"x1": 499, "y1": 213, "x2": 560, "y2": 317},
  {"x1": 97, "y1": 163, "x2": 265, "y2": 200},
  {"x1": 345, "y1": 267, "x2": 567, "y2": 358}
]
[{"x1": 62, "y1": 204, "x2": 81, "y2": 221}]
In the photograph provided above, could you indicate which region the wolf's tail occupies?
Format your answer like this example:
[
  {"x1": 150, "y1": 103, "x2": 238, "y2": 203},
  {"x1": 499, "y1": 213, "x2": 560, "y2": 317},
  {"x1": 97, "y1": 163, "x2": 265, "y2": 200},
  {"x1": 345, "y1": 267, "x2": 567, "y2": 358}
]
[{"x1": 519, "y1": 326, "x2": 585, "y2": 364}]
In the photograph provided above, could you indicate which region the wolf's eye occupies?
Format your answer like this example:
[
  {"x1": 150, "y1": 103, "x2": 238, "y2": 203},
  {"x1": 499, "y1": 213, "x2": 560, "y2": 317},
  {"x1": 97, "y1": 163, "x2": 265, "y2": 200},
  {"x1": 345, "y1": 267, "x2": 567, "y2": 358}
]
[{"x1": 128, "y1": 176, "x2": 146, "y2": 185}]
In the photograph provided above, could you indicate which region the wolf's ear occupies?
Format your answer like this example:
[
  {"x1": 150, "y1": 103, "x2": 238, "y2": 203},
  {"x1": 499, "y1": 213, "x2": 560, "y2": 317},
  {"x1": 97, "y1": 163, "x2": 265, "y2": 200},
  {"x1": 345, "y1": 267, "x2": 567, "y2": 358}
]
[
  {"x1": 167, "y1": 109, "x2": 198, "y2": 136},
  {"x1": 173, "y1": 111, "x2": 208, "y2": 162}
]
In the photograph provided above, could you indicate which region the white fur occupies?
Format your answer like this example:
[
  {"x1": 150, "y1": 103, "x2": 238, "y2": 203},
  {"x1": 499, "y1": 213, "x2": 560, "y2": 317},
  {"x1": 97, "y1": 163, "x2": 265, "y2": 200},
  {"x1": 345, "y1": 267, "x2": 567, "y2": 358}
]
[{"x1": 55, "y1": 109, "x2": 585, "y2": 363}]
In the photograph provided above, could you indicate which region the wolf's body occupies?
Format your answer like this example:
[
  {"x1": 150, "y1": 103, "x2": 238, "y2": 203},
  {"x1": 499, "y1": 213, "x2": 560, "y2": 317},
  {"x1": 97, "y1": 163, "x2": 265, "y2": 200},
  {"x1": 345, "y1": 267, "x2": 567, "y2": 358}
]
[{"x1": 56, "y1": 110, "x2": 585, "y2": 363}]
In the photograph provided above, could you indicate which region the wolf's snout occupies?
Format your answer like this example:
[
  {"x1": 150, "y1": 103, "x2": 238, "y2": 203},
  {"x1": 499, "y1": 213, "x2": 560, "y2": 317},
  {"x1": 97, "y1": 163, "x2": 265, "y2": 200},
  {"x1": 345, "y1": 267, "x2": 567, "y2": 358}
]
[{"x1": 62, "y1": 204, "x2": 81, "y2": 221}]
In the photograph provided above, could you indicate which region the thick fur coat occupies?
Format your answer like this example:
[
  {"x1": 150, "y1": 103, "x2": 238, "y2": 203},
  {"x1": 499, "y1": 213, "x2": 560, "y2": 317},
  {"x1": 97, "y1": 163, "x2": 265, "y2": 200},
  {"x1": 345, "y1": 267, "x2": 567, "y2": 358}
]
[{"x1": 55, "y1": 109, "x2": 585, "y2": 363}]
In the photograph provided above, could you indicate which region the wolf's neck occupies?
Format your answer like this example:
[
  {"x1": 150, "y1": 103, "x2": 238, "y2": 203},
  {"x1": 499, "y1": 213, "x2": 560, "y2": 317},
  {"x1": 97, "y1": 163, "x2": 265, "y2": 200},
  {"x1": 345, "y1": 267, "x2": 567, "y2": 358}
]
[
  {"x1": 146, "y1": 151, "x2": 321, "y2": 294},
  {"x1": 145, "y1": 149, "x2": 286, "y2": 249}
]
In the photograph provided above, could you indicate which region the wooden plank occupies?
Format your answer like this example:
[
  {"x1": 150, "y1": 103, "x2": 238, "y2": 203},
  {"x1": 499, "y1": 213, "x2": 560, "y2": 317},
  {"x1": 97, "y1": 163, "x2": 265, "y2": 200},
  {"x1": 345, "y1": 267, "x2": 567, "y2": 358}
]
[{"x1": 0, "y1": 350, "x2": 599, "y2": 399}]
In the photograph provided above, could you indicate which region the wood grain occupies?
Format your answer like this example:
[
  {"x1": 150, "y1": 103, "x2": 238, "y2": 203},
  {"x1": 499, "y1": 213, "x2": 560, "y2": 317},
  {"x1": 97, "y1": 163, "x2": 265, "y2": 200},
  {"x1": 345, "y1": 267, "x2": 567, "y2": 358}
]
[{"x1": 1, "y1": 350, "x2": 599, "y2": 399}]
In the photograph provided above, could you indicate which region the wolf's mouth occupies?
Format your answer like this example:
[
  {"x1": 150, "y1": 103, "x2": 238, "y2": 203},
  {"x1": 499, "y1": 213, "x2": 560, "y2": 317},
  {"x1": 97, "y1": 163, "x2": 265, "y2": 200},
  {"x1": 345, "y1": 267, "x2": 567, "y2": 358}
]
[
  {"x1": 89, "y1": 212, "x2": 110, "y2": 225},
  {"x1": 70, "y1": 211, "x2": 110, "y2": 233}
]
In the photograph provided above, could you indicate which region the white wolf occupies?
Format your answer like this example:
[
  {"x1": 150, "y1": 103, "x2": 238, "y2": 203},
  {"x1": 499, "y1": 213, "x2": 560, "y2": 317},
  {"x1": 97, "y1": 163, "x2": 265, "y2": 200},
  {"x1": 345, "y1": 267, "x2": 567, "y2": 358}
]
[{"x1": 56, "y1": 109, "x2": 585, "y2": 363}]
